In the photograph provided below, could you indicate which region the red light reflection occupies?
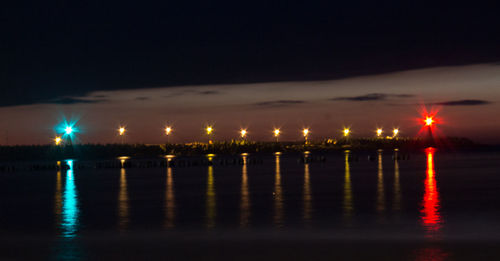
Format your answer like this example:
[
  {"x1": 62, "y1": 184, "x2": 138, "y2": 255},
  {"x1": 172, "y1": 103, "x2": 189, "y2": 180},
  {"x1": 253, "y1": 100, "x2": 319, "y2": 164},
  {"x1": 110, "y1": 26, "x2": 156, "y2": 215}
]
[{"x1": 421, "y1": 147, "x2": 442, "y2": 237}]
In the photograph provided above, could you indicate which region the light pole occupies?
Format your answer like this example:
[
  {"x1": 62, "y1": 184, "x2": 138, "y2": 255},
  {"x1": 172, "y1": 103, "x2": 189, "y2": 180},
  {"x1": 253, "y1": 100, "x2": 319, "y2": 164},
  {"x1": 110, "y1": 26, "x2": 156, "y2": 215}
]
[
  {"x1": 206, "y1": 126, "x2": 214, "y2": 144},
  {"x1": 302, "y1": 128, "x2": 310, "y2": 144},
  {"x1": 118, "y1": 126, "x2": 126, "y2": 144},
  {"x1": 165, "y1": 126, "x2": 172, "y2": 143},
  {"x1": 273, "y1": 128, "x2": 280, "y2": 142}
]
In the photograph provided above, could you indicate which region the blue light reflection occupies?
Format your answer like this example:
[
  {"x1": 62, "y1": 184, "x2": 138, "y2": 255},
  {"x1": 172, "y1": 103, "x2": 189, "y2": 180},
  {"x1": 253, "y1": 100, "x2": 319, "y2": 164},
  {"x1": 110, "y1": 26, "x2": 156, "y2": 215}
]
[{"x1": 61, "y1": 160, "x2": 79, "y2": 238}]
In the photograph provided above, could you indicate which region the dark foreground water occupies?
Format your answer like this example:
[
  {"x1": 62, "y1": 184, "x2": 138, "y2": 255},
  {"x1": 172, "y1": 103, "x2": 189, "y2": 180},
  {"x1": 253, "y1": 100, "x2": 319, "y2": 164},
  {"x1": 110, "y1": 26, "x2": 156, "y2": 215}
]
[{"x1": 1, "y1": 149, "x2": 500, "y2": 260}]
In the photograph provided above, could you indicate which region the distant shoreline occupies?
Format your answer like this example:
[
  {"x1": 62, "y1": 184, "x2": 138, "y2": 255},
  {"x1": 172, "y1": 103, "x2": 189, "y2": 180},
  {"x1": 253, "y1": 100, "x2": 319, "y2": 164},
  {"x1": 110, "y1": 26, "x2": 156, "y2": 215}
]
[{"x1": 0, "y1": 137, "x2": 495, "y2": 162}]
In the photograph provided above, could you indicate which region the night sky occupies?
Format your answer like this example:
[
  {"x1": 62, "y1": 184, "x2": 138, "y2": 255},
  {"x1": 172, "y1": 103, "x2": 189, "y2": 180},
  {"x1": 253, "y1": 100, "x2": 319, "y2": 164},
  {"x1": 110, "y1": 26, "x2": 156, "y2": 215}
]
[{"x1": 2, "y1": 1, "x2": 500, "y2": 144}]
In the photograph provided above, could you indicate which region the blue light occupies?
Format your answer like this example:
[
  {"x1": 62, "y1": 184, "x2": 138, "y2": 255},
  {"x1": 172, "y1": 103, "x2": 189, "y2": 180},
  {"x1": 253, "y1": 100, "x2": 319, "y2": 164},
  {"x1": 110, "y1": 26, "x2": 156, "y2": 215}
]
[
  {"x1": 65, "y1": 126, "x2": 73, "y2": 135},
  {"x1": 55, "y1": 117, "x2": 81, "y2": 143}
]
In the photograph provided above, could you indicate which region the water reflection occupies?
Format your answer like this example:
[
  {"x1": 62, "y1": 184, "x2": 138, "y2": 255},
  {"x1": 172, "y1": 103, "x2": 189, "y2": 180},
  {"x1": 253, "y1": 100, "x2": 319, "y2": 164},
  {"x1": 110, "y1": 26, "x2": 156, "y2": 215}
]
[
  {"x1": 165, "y1": 158, "x2": 175, "y2": 229},
  {"x1": 303, "y1": 155, "x2": 312, "y2": 226},
  {"x1": 343, "y1": 150, "x2": 353, "y2": 223},
  {"x1": 376, "y1": 150, "x2": 386, "y2": 221},
  {"x1": 421, "y1": 148, "x2": 443, "y2": 238},
  {"x1": 54, "y1": 161, "x2": 62, "y2": 228},
  {"x1": 393, "y1": 150, "x2": 401, "y2": 213},
  {"x1": 53, "y1": 160, "x2": 82, "y2": 260},
  {"x1": 206, "y1": 155, "x2": 216, "y2": 229},
  {"x1": 62, "y1": 160, "x2": 79, "y2": 238},
  {"x1": 118, "y1": 159, "x2": 129, "y2": 231},
  {"x1": 240, "y1": 155, "x2": 250, "y2": 228},
  {"x1": 274, "y1": 153, "x2": 284, "y2": 227}
]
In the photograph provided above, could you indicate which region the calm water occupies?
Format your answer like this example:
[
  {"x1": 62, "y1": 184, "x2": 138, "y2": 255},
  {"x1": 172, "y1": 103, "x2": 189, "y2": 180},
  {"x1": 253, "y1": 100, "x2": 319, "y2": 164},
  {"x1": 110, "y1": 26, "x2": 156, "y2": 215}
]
[{"x1": 1, "y1": 149, "x2": 500, "y2": 260}]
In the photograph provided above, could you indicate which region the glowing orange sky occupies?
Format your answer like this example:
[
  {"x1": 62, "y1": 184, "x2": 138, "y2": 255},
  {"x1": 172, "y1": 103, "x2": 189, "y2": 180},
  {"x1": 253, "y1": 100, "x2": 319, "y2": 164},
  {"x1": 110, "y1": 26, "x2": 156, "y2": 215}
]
[{"x1": 1, "y1": 64, "x2": 499, "y2": 144}]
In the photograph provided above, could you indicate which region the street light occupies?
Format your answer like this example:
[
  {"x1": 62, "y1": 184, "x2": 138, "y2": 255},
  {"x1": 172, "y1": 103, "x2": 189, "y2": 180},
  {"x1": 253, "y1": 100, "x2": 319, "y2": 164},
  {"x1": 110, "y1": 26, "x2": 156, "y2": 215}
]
[
  {"x1": 376, "y1": 128, "x2": 383, "y2": 138},
  {"x1": 65, "y1": 126, "x2": 73, "y2": 135},
  {"x1": 343, "y1": 128, "x2": 350, "y2": 137},
  {"x1": 54, "y1": 136, "x2": 62, "y2": 145},
  {"x1": 206, "y1": 125, "x2": 214, "y2": 144},
  {"x1": 118, "y1": 126, "x2": 126, "y2": 144},
  {"x1": 240, "y1": 129, "x2": 247, "y2": 139},
  {"x1": 425, "y1": 116, "x2": 434, "y2": 126},
  {"x1": 393, "y1": 128, "x2": 399, "y2": 137},
  {"x1": 165, "y1": 126, "x2": 173, "y2": 143},
  {"x1": 273, "y1": 128, "x2": 280, "y2": 142},
  {"x1": 302, "y1": 128, "x2": 310, "y2": 143}
]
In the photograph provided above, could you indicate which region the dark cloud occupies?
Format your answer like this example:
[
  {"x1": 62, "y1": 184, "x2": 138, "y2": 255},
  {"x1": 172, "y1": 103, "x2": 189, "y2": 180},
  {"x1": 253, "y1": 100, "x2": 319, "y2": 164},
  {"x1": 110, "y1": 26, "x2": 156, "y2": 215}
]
[
  {"x1": 44, "y1": 97, "x2": 106, "y2": 105},
  {"x1": 135, "y1": 97, "x2": 150, "y2": 101},
  {"x1": 163, "y1": 90, "x2": 221, "y2": 98},
  {"x1": 198, "y1": 90, "x2": 219, "y2": 95},
  {"x1": 330, "y1": 93, "x2": 414, "y2": 101},
  {"x1": 253, "y1": 100, "x2": 305, "y2": 107},
  {"x1": 434, "y1": 99, "x2": 491, "y2": 106},
  {"x1": 2, "y1": 1, "x2": 499, "y2": 107}
]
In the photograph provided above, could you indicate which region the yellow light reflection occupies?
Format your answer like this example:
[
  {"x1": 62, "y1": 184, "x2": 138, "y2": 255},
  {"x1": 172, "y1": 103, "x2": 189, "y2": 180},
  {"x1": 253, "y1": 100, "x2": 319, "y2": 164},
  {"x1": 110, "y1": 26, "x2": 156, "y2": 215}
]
[
  {"x1": 393, "y1": 150, "x2": 401, "y2": 213},
  {"x1": 274, "y1": 154, "x2": 284, "y2": 227},
  {"x1": 303, "y1": 157, "x2": 312, "y2": 226},
  {"x1": 376, "y1": 150, "x2": 386, "y2": 222},
  {"x1": 165, "y1": 165, "x2": 175, "y2": 229},
  {"x1": 54, "y1": 161, "x2": 62, "y2": 226},
  {"x1": 118, "y1": 162, "x2": 129, "y2": 231},
  {"x1": 343, "y1": 150, "x2": 353, "y2": 223},
  {"x1": 240, "y1": 155, "x2": 250, "y2": 228},
  {"x1": 206, "y1": 164, "x2": 216, "y2": 229}
]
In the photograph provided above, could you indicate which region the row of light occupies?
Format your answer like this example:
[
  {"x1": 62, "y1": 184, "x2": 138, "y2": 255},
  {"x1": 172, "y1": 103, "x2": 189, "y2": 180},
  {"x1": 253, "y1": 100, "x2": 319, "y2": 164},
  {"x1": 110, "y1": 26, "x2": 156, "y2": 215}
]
[{"x1": 54, "y1": 116, "x2": 435, "y2": 145}]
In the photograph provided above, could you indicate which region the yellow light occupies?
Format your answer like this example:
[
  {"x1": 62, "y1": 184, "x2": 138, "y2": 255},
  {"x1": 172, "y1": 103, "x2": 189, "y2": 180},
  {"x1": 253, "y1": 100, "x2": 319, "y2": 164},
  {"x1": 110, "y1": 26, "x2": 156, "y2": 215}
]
[
  {"x1": 425, "y1": 117, "x2": 434, "y2": 126},
  {"x1": 343, "y1": 128, "x2": 350, "y2": 137},
  {"x1": 165, "y1": 126, "x2": 172, "y2": 135},
  {"x1": 376, "y1": 128, "x2": 383, "y2": 137},
  {"x1": 240, "y1": 129, "x2": 247, "y2": 138},
  {"x1": 303, "y1": 128, "x2": 309, "y2": 137},
  {"x1": 118, "y1": 127, "x2": 126, "y2": 136},
  {"x1": 206, "y1": 126, "x2": 213, "y2": 135},
  {"x1": 274, "y1": 128, "x2": 280, "y2": 137},
  {"x1": 54, "y1": 137, "x2": 62, "y2": 145},
  {"x1": 393, "y1": 128, "x2": 399, "y2": 136}
]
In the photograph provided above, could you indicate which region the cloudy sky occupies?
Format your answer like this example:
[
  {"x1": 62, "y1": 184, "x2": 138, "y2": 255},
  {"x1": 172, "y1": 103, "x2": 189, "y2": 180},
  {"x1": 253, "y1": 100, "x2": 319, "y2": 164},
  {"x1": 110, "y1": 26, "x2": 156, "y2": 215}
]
[{"x1": 2, "y1": 1, "x2": 500, "y2": 144}]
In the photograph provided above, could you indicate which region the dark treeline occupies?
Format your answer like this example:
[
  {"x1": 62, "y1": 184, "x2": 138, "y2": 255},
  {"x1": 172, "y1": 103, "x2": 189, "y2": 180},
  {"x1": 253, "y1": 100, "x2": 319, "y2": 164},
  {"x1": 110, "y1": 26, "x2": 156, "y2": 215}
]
[{"x1": 0, "y1": 137, "x2": 485, "y2": 162}]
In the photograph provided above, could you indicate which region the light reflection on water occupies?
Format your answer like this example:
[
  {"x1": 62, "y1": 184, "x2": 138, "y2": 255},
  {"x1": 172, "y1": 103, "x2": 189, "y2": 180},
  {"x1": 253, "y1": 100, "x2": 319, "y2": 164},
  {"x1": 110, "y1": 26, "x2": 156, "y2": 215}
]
[
  {"x1": 273, "y1": 154, "x2": 284, "y2": 227},
  {"x1": 206, "y1": 155, "x2": 216, "y2": 229},
  {"x1": 53, "y1": 159, "x2": 82, "y2": 261},
  {"x1": 118, "y1": 159, "x2": 129, "y2": 231},
  {"x1": 376, "y1": 150, "x2": 386, "y2": 222},
  {"x1": 303, "y1": 155, "x2": 312, "y2": 226},
  {"x1": 393, "y1": 151, "x2": 401, "y2": 213},
  {"x1": 61, "y1": 160, "x2": 79, "y2": 238},
  {"x1": 165, "y1": 164, "x2": 175, "y2": 229},
  {"x1": 421, "y1": 148, "x2": 443, "y2": 237},
  {"x1": 240, "y1": 155, "x2": 250, "y2": 228},
  {"x1": 343, "y1": 150, "x2": 353, "y2": 223}
]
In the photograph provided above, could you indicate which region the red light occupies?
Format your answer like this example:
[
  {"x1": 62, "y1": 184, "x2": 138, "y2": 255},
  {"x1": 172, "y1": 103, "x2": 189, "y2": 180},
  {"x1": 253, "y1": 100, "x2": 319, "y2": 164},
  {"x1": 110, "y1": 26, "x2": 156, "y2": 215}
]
[{"x1": 425, "y1": 116, "x2": 434, "y2": 126}]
